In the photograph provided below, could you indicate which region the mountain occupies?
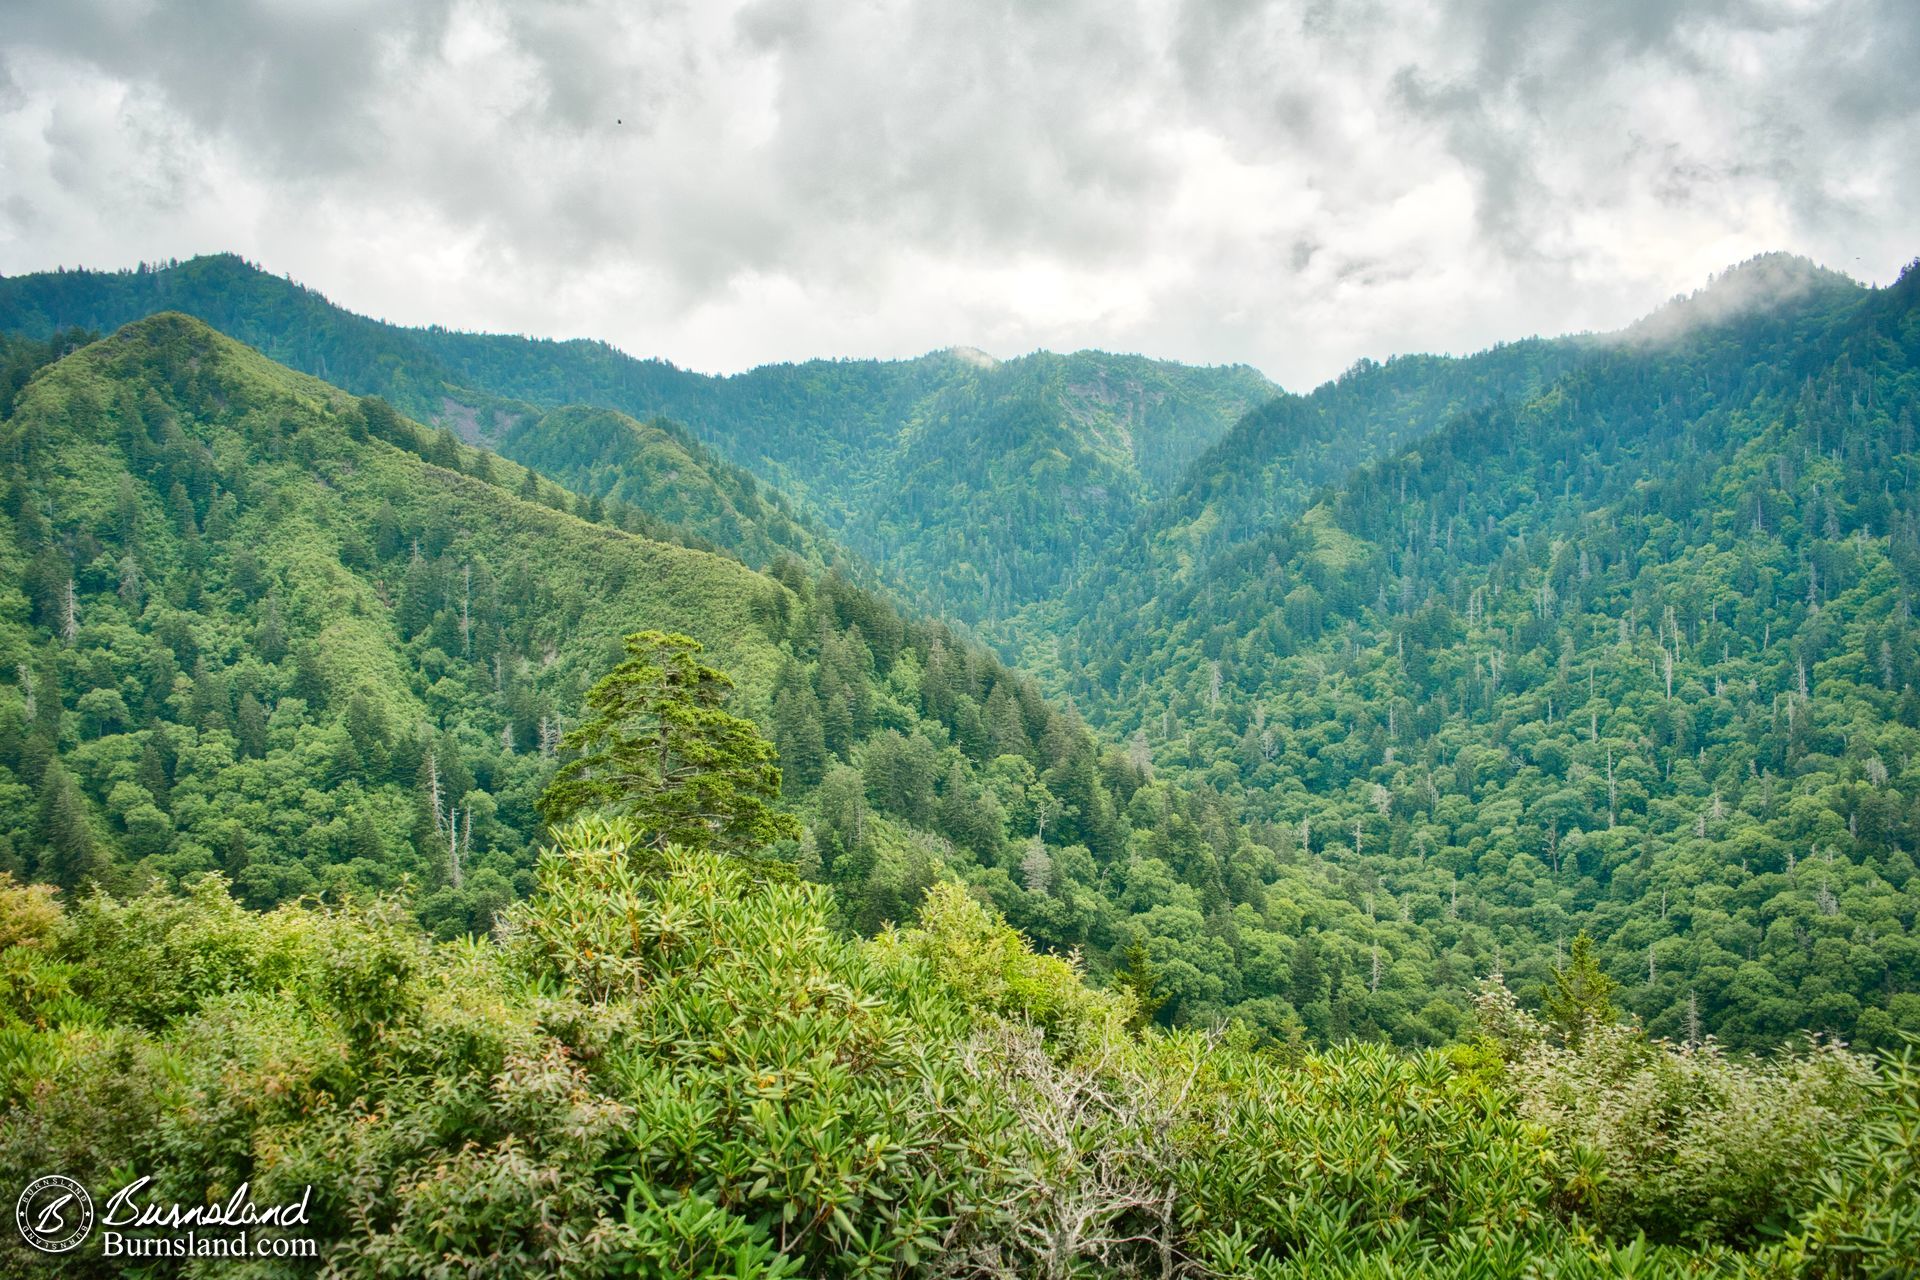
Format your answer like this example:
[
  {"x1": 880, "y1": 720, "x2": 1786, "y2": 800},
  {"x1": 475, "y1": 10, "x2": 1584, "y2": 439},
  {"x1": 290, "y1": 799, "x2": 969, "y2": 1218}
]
[
  {"x1": 449, "y1": 250, "x2": 1920, "y2": 1054},
  {"x1": 993, "y1": 334, "x2": 1587, "y2": 679},
  {"x1": 0, "y1": 255, "x2": 1275, "y2": 624},
  {"x1": 1, "y1": 280, "x2": 1914, "y2": 1280},
  {"x1": 5, "y1": 251, "x2": 1920, "y2": 1278},
  {"x1": 1026, "y1": 255, "x2": 1920, "y2": 1051},
  {"x1": 0, "y1": 314, "x2": 1197, "y2": 953},
  {"x1": 8, "y1": 253, "x2": 1919, "y2": 1056}
]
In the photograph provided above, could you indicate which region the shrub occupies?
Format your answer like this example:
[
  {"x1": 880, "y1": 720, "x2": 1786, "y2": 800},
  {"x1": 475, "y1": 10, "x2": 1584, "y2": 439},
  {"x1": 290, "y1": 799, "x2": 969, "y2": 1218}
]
[{"x1": 1484, "y1": 977, "x2": 1875, "y2": 1244}]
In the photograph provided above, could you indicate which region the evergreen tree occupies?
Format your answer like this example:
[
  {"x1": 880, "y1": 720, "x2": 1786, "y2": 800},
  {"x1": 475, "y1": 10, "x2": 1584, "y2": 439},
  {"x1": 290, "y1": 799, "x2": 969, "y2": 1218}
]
[
  {"x1": 235, "y1": 692, "x2": 268, "y2": 759},
  {"x1": 428, "y1": 426, "x2": 462, "y2": 469},
  {"x1": 772, "y1": 683, "x2": 827, "y2": 790},
  {"x1": 35, "y1": 761, "x2": 104, "y2": 891},
  {"x1": 1543, "y1": 931, "x2": 1619, "y2": 1045},
  {"x1": 538, "y1": 631, "x2": 799, "y2": 855},
  {"x1": 1115, "y1": 936, "x2": 1169, "y2": 1030}
]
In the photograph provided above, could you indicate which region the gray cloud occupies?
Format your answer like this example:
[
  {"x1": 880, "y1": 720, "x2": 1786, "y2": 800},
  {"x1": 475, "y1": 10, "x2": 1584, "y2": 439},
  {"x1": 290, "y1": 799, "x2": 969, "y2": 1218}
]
[{"x1": 0, "y1": 0, "x2": 1914, "y2": 386}]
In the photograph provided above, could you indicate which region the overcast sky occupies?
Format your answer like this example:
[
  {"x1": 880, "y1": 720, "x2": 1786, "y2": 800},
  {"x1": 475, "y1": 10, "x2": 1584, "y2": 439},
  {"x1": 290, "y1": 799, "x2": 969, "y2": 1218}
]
[{"x1": 1, "y1": 0, "x2": 1915, "y2": 388}]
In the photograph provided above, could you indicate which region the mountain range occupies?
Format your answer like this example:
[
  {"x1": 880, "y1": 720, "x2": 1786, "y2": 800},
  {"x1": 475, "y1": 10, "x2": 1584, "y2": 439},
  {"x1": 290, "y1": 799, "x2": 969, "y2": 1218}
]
[{"x1": 3, "y1": 250, "x2": 1918, "y2": 1055}]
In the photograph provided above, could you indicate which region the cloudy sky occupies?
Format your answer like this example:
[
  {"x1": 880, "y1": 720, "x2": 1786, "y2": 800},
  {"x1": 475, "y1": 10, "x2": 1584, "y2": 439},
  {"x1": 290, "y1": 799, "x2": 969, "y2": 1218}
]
[{"x1": 1, "y1": 0, "x2": 1915, "y2": 388}]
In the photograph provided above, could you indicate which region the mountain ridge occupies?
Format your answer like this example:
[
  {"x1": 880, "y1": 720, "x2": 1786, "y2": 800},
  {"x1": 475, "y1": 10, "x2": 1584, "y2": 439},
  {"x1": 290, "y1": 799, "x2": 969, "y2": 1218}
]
[
  {"x1": 0, "y1": 254, "x2": 1276, "y2": 624},
  {"x1": 5, "y1": 255, "x2": 1919, "y2": 1054}
]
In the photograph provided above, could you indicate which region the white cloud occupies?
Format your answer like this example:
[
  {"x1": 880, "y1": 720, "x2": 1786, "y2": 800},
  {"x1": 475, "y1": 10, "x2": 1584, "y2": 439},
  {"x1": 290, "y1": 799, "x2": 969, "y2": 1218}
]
[{"x1": 0, "y1": 0, "x2": 1913, "y2": 387}]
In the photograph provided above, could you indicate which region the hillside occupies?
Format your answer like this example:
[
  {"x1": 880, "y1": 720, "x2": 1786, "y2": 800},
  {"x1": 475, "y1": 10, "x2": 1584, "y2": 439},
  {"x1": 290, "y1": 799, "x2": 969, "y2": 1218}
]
[
  {"x1": 4, "y1": 268, "x2": 1920, "y2": 1278},
  {"x1": 0, "y1": 314, "x2": 786, "y2": 931},
  {"x1": 9, "y1": 259, "x2": 1920, "y2": 1057},
  {"x1": 496, "y1": 404, "x2": 845, "y2": 573},
  {"x1": 995, "y1": 335, "x2": 1588, "y2": 676},
  {"x1": 1034, "y1": 256, "x2": 1920, "y2": 1051},
  {"x1": 0, "y1": 315, "x2": 1196, "y2": 954},
  {"x1": 0, "y1": 256, "x2": 1275, "y2": 624}
]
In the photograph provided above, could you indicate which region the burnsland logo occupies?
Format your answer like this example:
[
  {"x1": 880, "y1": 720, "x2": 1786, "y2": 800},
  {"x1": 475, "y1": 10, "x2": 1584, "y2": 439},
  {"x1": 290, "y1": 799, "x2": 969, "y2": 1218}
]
[
  {"x1": 15, "y1": 1175, "x2": 318, "y2": 1260},
  {"x1": 15, "y1": 1175, "x2": 94, "y2": 1254}
]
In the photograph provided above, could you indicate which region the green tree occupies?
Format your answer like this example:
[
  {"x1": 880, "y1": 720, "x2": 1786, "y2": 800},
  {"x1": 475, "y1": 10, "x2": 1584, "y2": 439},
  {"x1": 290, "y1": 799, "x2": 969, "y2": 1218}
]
[
  {"x1": 1114, "y1": 936, "x2": 1168, "y2": 1031},
  {"x1": 35, "y1": 761, "x2": 105, "y2": 891},
  {"x1": 538, "y1": 631, "x2": 799, "y2": 855},
  {"x1": 772, "y1": 681, "x2": 827, "y2": 790},
  {"x1": 235, "y1": 692, "x2": 268, "y2": 759},
  {"x1": 1542, "y1": 931, "x2": 1619, "y2": 1045}
]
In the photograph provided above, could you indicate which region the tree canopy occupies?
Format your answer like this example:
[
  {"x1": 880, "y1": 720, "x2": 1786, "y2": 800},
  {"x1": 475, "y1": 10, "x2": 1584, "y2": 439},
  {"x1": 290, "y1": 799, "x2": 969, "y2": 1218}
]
[{"x1": 538, "y1": 630, "x2": 798, "y2": 854}]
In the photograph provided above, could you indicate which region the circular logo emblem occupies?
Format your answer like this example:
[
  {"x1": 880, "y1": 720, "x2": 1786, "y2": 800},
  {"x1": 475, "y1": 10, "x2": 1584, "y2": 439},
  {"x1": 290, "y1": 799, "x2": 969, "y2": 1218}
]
[{"x1": 16, "y1": 1175, "x2": 93, "y2": 1254}]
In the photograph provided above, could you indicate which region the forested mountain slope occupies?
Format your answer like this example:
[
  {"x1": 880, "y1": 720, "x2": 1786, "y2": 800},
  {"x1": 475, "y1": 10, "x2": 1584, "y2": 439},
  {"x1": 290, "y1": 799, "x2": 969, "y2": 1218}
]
[
  {"x1": 0, "y1": 256, "x2": 1274, "y2": 624},
  {"x1": 7, "y1": 255, "x2": 1919, "y2": 1061},
  {"x1": 1043, "y1": 256, "x2": 1920, "y2": 1050},
  {"x1": 0, "y1": 315, "x2": 1218, "y2": 958},
  {"x1": 497, "y1": 404, "x2": 843, "y2": 573},
  {"x1": 1137, "y1": 339, "x2": 1583, "y2": 582},
  {"x1": 997, "y1": 334, "x2": 1587, "y2": 678}
]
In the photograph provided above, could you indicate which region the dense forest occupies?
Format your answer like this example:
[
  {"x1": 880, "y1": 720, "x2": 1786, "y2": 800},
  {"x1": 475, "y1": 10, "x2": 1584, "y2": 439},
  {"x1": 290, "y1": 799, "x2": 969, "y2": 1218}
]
[
  {"x1": 0, "y1": 256, "x2": 1274, "y2": 625},
  {"x1": 496, "y1": 404, "x2": 845, "y2": 576},
  {"x1": 0, "y1": 314, "x2": 1260, "y2": 986},
  {"x1": 6, "y1": 260, "x2": 1920, "y2": 1054},
  {"x1": 2, "y1": 254, "x2": 1919, "y2": 1274},
  {"x1": 1020, "y1": 257, "x2": 1920, "y2": 1052}
]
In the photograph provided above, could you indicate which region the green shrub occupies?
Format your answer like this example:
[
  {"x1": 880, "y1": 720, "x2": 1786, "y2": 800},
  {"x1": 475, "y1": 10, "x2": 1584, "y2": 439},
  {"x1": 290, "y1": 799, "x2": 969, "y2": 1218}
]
[
  {"x1": 1483, "y1": 977, "x2": 1875, "y2": 1244},
  {"x1": 0, "y1": 837, "x2": 1909, "y2": 1277}
]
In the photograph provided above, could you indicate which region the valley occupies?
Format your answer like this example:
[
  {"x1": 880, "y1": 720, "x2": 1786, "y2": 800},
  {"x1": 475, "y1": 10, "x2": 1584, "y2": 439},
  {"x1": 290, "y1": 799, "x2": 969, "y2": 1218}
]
[{"x1": 2, "y1": 252, "x2": 1917, "y2": 1276}]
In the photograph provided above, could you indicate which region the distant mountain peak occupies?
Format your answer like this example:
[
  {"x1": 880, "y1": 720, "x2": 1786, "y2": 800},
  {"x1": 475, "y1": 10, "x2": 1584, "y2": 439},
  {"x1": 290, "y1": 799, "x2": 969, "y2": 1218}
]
[
  {"x1": 1614, "y1": 252, "x2": 1862, "y2": 347},
  {"x1": 942, "y1": 345, "x2": 1001, "y2": 370}
]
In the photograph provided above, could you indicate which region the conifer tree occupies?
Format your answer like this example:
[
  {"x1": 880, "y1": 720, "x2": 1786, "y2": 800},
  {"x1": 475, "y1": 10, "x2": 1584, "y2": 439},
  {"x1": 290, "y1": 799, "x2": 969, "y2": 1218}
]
[
  {"x1": 772, "y1": 682, "x2": 827, "y2": 790},
  {"x1": 1543, "y1": 931, "x2": 1618, "y2": 1045},
  {"x1": 538, "y1": 631, "x2": 799, "y2": 855},
  {"x1": 35, "y1": 761, "x2": 104, "y2": 891},
  {"x1": 1115, "y1": 936, "x2": 1168, "y2": 1030}
]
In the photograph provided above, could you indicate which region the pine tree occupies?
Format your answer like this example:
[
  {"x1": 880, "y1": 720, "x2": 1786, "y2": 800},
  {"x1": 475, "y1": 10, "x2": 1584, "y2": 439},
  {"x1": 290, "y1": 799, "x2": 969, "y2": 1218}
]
[
  {"x1": 1290, "y1": 933, "x2": 1325, "y2": 1014},
  {"x1": 1114, "y1": 937, "x2": 1168, "y2": 1031},
  {"x1": 538, "y1": 631, "x2": 800, "y2": 855},
  {"x1": 35, "y1": 761, "x2": 104, "y2": 891},
  {"x1": 1019, "y1": 836, "x2": 1052, "y2": 895},
  {"x1": 428, "y1": 426, "x2": 462, "y2": 469},
  {"x1": 1542, "y1": 931, "x2": 1618, "y2": 1045},
  {"x1": 235, "y1": 692, "x2": 268, "y2": 759},
  {"x1": 772, "y1": 682, "x2": 828, "y2": 789},
  {"x1": 136, "y1": 735, "x2": 172, "y2": 810}
]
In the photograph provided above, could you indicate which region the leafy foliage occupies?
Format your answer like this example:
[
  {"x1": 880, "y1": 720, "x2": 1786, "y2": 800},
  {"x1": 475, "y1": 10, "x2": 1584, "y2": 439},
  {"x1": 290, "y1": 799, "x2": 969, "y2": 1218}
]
[{"x1": 1, "y1": 837, "x2": 1912, "y2": 1276}]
